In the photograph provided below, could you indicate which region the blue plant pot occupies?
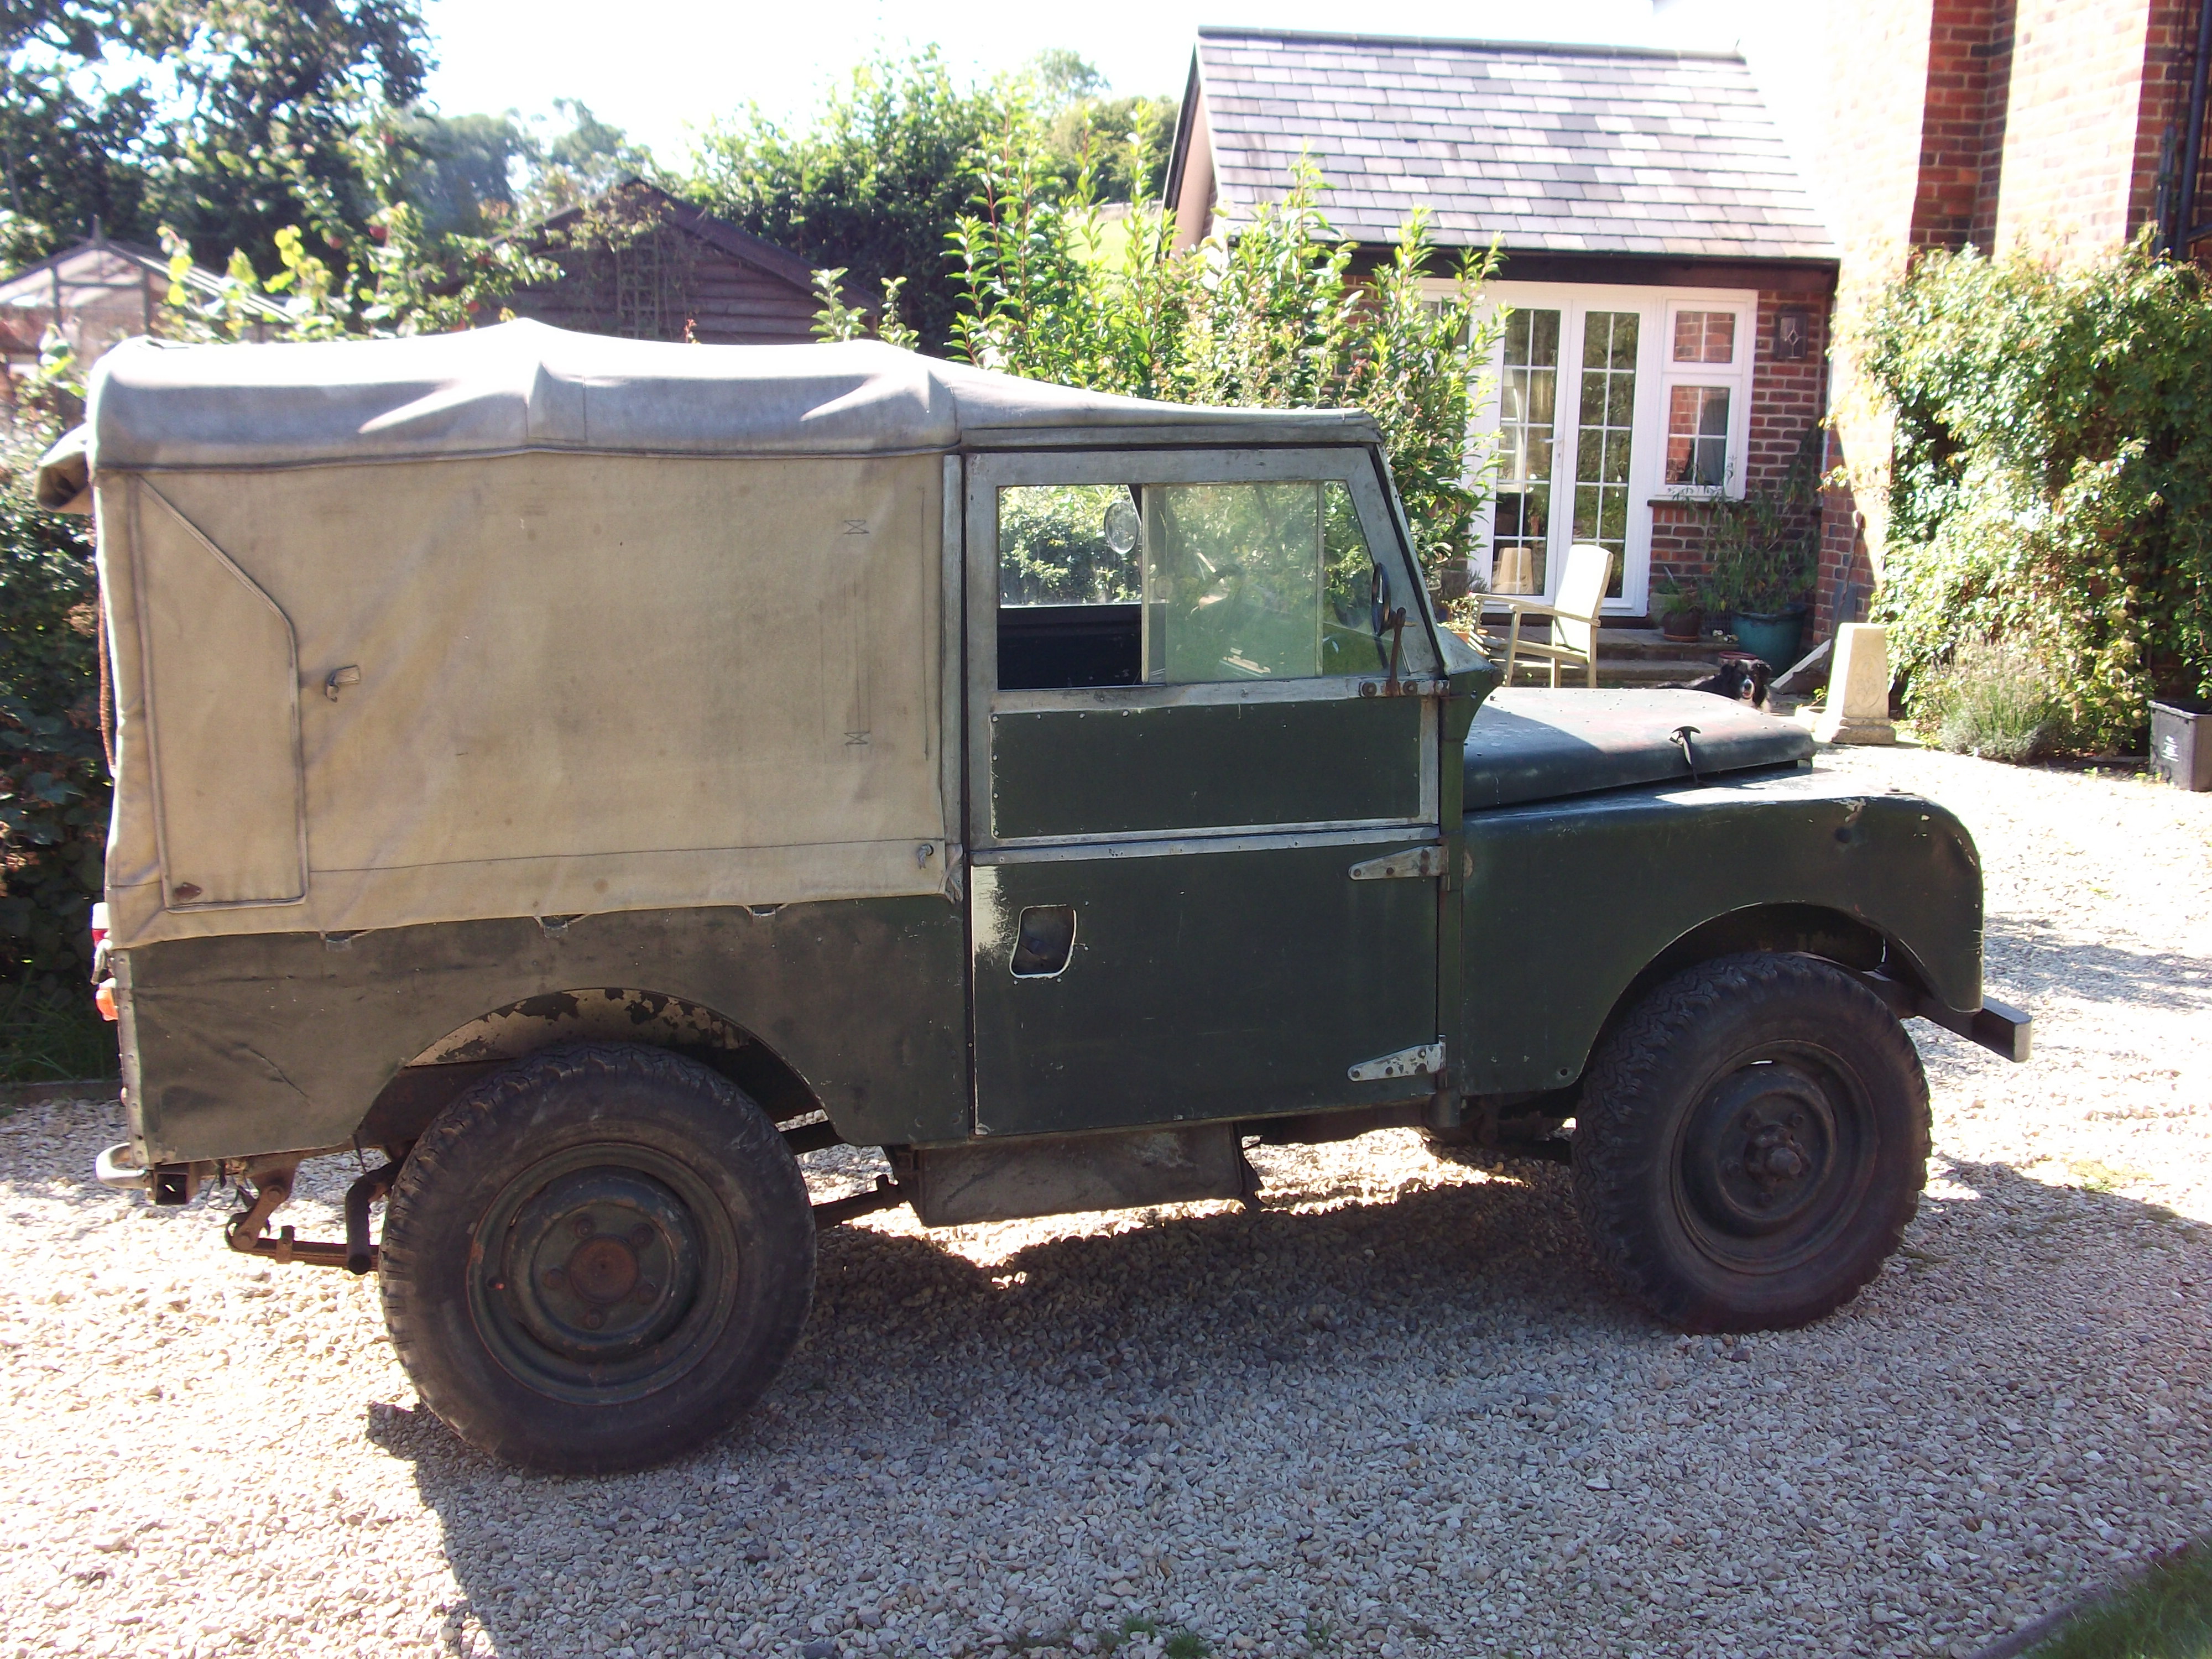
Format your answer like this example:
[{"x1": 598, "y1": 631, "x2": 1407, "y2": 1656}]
[{"x1": 1731, "y1": 609, "x2": 1807, "y2": 671}]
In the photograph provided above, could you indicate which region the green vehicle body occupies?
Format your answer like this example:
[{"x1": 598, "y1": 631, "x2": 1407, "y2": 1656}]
[
  {"x1": 101, "y1": 466, "x2": 2001, "y2": 1217},
  {"x1": 65, "y1": 326, "x2": 2015, "y2": 1235},
  {"x1": 59, "y1": 324, "x2": 2037, "y2": 1473}
]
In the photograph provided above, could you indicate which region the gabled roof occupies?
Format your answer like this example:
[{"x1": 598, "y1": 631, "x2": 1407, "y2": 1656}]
[
  {"x1": 1170, "y1": 28, "x2": 1835, "y2": 263},
  {"x1": 74, "y1": 319, "x2": 1376, "y2": 474},
  {"x1": 0, "y1": 236, "x2": 288, "y2": 331},
  {"x1": 524, "y1": 180, "x2": 874, "y2": 308}
]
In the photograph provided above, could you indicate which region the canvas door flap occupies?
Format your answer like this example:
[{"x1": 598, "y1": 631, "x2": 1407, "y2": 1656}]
[{"x1": 133, "y1": 483, "x2": 305, "y2": 908}]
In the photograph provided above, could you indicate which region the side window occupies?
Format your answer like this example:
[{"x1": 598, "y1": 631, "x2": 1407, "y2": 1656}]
[
  {"x1": 997, "y1": 478, "x2": 1400, "y2": 691},
  {"x1": 997, "y1": 484, "x2": 1143, "y2": 691}
]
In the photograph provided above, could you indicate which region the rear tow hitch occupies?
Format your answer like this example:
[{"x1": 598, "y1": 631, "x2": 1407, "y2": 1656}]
[{"x1": 226, "y1": 1162, "x2": 399, "y2": 1274}]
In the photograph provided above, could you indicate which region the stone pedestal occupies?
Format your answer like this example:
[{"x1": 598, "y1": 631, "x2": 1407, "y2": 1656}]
[{"x1": 1812, "y1": 623, "x2": 1896, "y2": 745}]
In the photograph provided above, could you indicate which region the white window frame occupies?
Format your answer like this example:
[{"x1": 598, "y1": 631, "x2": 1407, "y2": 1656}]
[{"x1": 1434, "y1": 280, "x2": 1757, "y2": 617}]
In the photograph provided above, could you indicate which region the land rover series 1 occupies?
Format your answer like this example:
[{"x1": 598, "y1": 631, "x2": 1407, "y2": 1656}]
[{"x1": 44, "y1": 321, "x2": 2026, "y2": 1472}]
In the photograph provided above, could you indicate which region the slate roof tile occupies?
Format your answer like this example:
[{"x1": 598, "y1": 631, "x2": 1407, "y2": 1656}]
[{"x1": 1188, "y1": 28, "x2": 1833, "y2": 259}]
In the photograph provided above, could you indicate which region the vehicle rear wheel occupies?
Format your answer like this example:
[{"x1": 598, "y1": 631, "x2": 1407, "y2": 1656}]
[
  {"x1": 1571, "y1": 952, "x2": 1929, "y2": 1333},
  {"x1": 379, "y1": 1042, "x2": 815, "y2": 1473}
]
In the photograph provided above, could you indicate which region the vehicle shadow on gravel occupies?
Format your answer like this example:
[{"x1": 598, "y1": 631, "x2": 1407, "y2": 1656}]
[{"x1": 353, "y1": 1149, "x2": 2211, "y2": 1659}]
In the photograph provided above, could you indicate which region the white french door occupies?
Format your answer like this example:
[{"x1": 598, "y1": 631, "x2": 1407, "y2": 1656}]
[{"x1": 1461, "y1": 282, "x2": 1757, "y2": 618}]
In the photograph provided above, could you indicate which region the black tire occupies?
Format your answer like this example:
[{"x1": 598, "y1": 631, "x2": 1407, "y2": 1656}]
[
  {"x1": 1571, "y1": 952, "x2": 1929, "y2": 1333},
  {"x1": 379, "y1": 1042, "x2": 815, "y2": 1473}
]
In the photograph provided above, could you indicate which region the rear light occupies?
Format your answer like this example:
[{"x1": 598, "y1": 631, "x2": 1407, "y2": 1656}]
[{"x1": 95, "y1": 978, "x2": 118, "y2": 1022}]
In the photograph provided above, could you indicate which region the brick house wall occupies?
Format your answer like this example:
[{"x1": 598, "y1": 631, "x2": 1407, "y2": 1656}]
[
  {"x1": 1649, "y1": 292, "x2": 1831, "y2": 619},
  {"x1": 1995, "y1": 0, "x2": 2172, "y2": 252},
  {"x1": 1725, "y1": 0, "x2": 2201, "y2": 643}
]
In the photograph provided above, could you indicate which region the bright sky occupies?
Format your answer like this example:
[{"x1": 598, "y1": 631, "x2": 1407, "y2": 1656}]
[{"x1": 419, "y1": 0, "x2": 1698, "y2": 168}]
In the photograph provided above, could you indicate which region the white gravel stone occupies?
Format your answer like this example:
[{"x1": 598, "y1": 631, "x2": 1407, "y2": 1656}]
[{"x1": 0, "y1": 742, "x2": 2206, "y2": 1658}]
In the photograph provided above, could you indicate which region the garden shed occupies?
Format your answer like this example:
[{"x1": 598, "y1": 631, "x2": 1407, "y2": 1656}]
[{"x1": 502, "y1": 181, "x2": 872, "y2": 346}]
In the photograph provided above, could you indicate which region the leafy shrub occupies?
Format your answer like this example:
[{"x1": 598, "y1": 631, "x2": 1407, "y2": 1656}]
[
  {"x1": 0, "y1": 408, "x2": 106, "y2": 982},
  {"x1": 1702, "y1": 427, "x2": 1822, "y2": 618},
  {"x1": 946, "y1": 126, "x2": 1501, "y2": 590},
  {"x1": 1919, "y1": 640, "x2": 2060, "y2": 762},
  {"x1": 1850, "y1": 240, "x2": 2212, "y2": 751}
]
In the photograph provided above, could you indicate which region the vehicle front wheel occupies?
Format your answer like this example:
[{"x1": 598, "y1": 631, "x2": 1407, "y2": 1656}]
[
  {"x1": 379, "y1": 1042, "x2": 816, "y2": 1473},
  {"x1": 1571, "y1": 952, "x2": 1929, "y2": 1333}
]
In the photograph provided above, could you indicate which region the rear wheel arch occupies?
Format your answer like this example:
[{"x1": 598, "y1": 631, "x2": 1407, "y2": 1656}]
[{"x1": 357, "y1": 989, "x2": 825, "y2": 1155}]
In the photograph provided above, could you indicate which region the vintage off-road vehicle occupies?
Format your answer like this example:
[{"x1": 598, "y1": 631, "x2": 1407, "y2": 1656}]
[{"x1": 48, "y1": 321, "x2": 2026, "y2": 1473}]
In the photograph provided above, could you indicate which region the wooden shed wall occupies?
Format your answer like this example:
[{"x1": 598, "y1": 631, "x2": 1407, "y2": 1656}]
[{"x1": 505, "y1": 223, "x2": 821, "y2": 346}]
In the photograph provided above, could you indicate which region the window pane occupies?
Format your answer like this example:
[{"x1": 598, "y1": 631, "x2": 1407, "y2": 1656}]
[
  {"x1": 1671, "y1": 310, "x2": 1736, "y2": 364},
  {"x1": 1321, "y1": 483, "x2": 1392, "y2": 677},
  {"x1": 1491, "y1": 307, "x2": 1561, "y2": 596},
  {"x1": 1665, "y1": 385, "x2": 1732, "y2": 488},
  {"x1": 998, "y1": 485, "x2": 1146, "y2": 690},
  {"x1": 1573, "y1": 311, "x2": 1638, "y2": 597},
  {"x1": 1142, "y1": 482, "x2": 1391, "y2": 685},
  {"x1": 999, "y1": 484, "x2": 1141, "y2": 606}
]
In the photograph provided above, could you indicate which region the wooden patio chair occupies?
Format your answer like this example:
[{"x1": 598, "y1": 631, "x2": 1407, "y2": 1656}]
[{"x1": 1485, "y1": 543, "x2": 1615, "y2": 688}]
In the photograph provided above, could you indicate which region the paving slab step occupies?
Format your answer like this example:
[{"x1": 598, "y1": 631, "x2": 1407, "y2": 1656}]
[{"x1": 1493, "y1": 658, "x2": 1721, "y2": 690}]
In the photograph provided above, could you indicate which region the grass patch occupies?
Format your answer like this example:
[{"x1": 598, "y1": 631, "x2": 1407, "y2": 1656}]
[
  {"x1": 1922, "y1": 639, "x2": 2060, "y2": 762},
  {"x1": 2028, "y1": 1542, "x2": 2212, "y2": 1657},
  {"x1": 2068, "y1": 1158, "x2": 2150, "y2": 1194},
  {"x1": 1105, "y1": 1614, "x2": 1212, "y2": 1658},
  {"x1": 0, "y1": 976, "x2": 117, "y2": 1083}
]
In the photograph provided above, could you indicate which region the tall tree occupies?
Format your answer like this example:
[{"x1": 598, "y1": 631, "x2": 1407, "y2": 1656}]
[
  {"x1": 0, "y1": 2, "x2": 163, "y2": 260},
  {"x1": 685, "y1": 47, "x2": 1009, "y2": 353},
  {"x1": 141, "y1": 0, "x2": 433, "y2": 270}
]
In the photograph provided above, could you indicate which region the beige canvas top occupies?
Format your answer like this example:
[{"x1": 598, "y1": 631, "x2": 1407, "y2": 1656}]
[
  {"x1": 69, "y1": 325, "x2": 1386, "y2": 954},
  {"x1": 71, "y1": 319, "x2": 1377, "y2": 473}
]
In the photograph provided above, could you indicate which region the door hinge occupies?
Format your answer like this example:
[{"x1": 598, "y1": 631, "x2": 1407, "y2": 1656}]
[
  {"x1": 1348, "y1": 1039, "x2": 1447, "y2": 1082},
  {"x1": 1349, "y1": 845, "x2": 1447, "y2": 880}
]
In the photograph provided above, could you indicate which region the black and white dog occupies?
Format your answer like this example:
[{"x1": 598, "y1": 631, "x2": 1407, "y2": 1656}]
[{"x1": 1684, "y1": 653, "x2": 1773, "y2": 709}]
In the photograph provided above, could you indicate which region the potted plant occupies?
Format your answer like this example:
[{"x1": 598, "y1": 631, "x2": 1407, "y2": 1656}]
[
  {"x1": 1654, "y1": 575, "x2": 1704, "y2": 643},
  {"x1": 1702, "y1": 431, "x2": 1821, "y2": 669}
]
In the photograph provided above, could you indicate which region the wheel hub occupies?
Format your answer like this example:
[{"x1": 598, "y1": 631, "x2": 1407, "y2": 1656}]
[
  {"x1": 497, "y1": 1168, "x2": 701, "y2": 1365},
  {"x1": 1683, "y1": 1063, "x2": 1843, "y2": 1239}
]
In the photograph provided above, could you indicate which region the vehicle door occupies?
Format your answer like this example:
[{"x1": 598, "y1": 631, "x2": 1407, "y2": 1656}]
[{"x1": 966, "y1": 447, "x2": 1447, "y2": 1136}]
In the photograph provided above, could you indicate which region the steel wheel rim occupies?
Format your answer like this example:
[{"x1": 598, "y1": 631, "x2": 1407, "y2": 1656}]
[
  {"x1": 468, "y1": 1142, "x2": 740, "y2": 1405},
  {"x1": 1671, "y1": 1043, "x2": 1876, "y2": 1278}
]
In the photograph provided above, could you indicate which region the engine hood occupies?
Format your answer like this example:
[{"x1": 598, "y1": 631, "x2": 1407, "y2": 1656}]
[{"x1": 1464, "y1": 688, "x2": 1813, "y2": 811}]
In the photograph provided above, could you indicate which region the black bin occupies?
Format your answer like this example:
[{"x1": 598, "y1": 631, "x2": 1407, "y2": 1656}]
[{"x1": 2151, "y1": 699, "x2": 2212, "y2": 791}]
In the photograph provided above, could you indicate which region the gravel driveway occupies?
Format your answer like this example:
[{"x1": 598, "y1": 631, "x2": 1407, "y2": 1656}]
[{"x1": 3, "y1": 743, "x2": 2208, "y2": 1659}]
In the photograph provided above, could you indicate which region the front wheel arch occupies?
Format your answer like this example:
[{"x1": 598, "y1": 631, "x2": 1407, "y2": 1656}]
[{"x1": 1578, "y1": 905, "x2": 1938, "y2": 1085}]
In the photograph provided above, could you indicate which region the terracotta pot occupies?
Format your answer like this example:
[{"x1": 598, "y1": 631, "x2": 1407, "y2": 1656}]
[{"x1": 1659, "y1": 607, "x2": 1703, "y2": 643}]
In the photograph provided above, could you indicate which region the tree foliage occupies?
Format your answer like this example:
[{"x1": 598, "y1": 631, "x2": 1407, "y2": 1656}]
[
  {"x1": 945, "y1": 117, "x2": 1500, "y2": 587},
  {"x1": 0, "y1": 1, "x2": 435, "y2": 270},
  {"x1": 0, "y1": 358, "x2": 104, "y2": 980},
  {"x1": 1851, "y1": 240, "x2": 2212, "y2": 748},
  {"x1": 687, "y1": 48, "x2": 1175, "y2": 353},
  {"x1": 686, "y1": 48, "x2": 1008, "y2": 353}
]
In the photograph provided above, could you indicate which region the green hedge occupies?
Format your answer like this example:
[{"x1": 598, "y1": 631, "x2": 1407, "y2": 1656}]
[
  {"x1": 1853, "y1": 241, "x2": 2212, "y2": 750},
  {"x1": 0, "y1": 422, "x2": 107, "y2": 982}
]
